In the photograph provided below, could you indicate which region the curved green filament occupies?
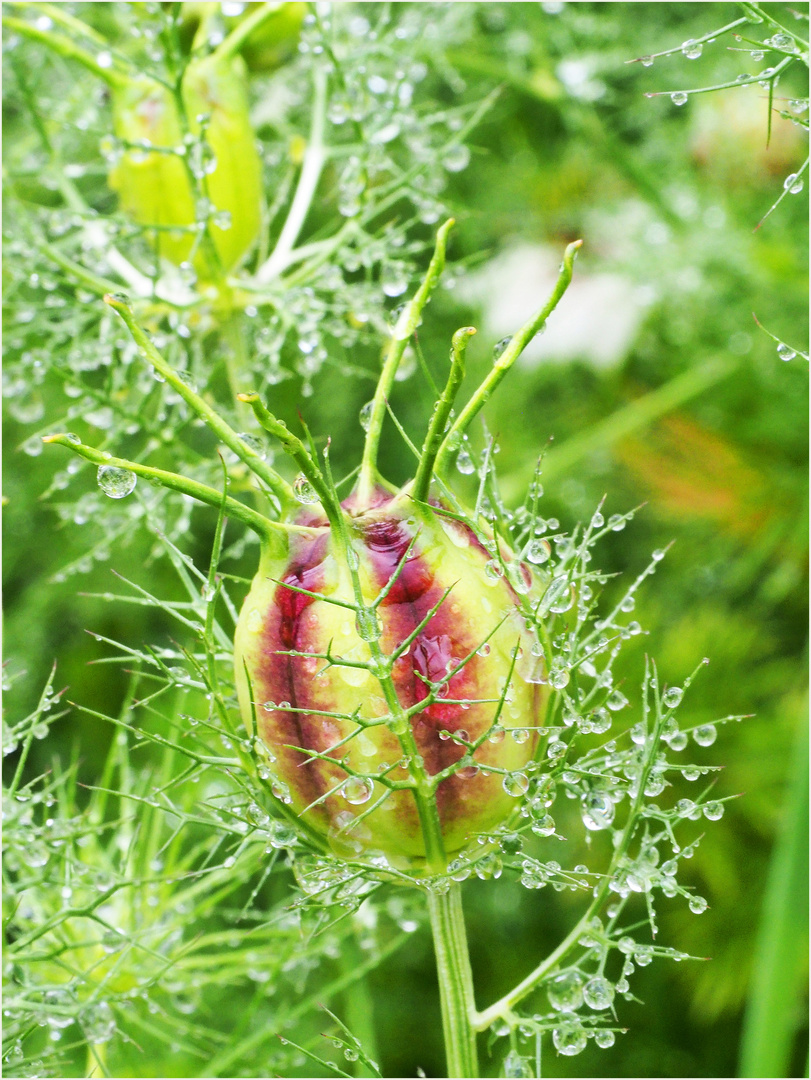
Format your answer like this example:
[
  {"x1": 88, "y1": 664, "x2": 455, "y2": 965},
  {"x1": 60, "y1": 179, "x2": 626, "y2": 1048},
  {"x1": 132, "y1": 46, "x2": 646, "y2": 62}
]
[{"x1": 435, "y1": 239, "x2": 582, "y2": 476}]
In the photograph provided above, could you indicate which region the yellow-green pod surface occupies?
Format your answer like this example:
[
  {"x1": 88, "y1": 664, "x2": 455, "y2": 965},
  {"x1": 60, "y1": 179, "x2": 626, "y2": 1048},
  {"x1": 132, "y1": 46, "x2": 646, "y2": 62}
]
[{"x1": 109, "y1": 54, "x2": 261, "y2": 277}]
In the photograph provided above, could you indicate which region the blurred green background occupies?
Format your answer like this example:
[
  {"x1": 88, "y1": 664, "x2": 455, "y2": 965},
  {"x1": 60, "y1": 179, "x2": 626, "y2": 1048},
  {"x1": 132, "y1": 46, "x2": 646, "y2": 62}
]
[{"x1": 3, "y1": 2, "x2": 808, "y2": 1077}]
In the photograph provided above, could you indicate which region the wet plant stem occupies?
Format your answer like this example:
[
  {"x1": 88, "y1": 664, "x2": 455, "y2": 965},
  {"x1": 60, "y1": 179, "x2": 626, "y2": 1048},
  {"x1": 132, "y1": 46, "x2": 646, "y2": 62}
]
[
  {"x1": 40, "y1": 434, "x2": 281, "y2": 544},
  {"x1": 357, "y1": 218, "x2": 455, "y2": 505},
  {"x1": 105, "y1": 294, "x2": 296, "y2": 509},
  {"x1": 412, "y1": 326, "x2": 474, "y2": 503},
  {"x1": 256, "y1": 64, "x2": 328, "y2": 285},
  {"x1": 427, "y1": 884, "x2": 479, "y2": 1079},
  {"x1": 435, "y1": 239, "x2": 581, "y2": 476}
]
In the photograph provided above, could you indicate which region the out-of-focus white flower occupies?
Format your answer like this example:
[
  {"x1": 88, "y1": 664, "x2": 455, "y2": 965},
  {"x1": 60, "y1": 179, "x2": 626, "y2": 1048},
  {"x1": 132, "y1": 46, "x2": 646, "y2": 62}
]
[{"x1": 457, "y1": 242, "x2": 651, "y2": 369}]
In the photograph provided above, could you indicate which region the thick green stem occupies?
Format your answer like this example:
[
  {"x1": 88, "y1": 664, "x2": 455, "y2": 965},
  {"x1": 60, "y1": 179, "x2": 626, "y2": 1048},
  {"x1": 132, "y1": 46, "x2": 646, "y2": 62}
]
[
  {"x1": 357, "y1": 218, "x2": 455, "y2": 504},
  {"x1": 412, "y1": 326, "x2": 474, "y2": 503},
  {"x1": 255, "y1": 64, "x2": 328, "y2": 285},
  {"x1": 238, "y1": 392, "x2": 342, "y2": 526},
  {"x1": 104, "y1": 294, "x2": 295, "y2": 510},
  {"x1": 427, "y1": 885, "x2": 479, "y2": 1079},
  {"x1": 435, "y1": 239, "x2": 582, "y2": 476},
  {"x1": 41, "y1": 434, "x2": 290, "y2": 546}
]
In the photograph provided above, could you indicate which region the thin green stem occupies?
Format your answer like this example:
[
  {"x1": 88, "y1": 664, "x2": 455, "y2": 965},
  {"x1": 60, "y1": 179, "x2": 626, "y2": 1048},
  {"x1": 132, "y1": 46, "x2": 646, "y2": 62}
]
[
  {"x1": 357, "y1": 218, "x2": 455, "y2": 504},
  {"x1": 9, "y1": 1, "x2": 108, "y2": 46},
  {"x1": 237, "y1": 392, "x2": 341, "y2": 525},
  {"x1": 255, "y1": 65, "x2": 328, "y2": 285},
  {"x1": 41, "y1": 434, "x2": 282, "y2": 545},
  {"x1": 427, "y1": 884, "x2": 479, "y2": 1079},
  {"x1": 435, "y1": 239, "x2": 581, "y2": 476},
  {"x1": 412, "y1": 326, "x2": 474, "y2": 503},
  {"x1": 474, "y1": 660, "x2": 666, "y2": 1030},
  {"x1": 2, "y1": 14, "x2": 130, "y2": 88},
  {"x1": 212, "y1": 1, "x2": 289, "y2": 61},
  {"x1": 104, "y1": 294, "x2": 295, "y2": 510},
  {"x1": 34, "y1": 239, "x2": 121, "y2": 297},
  {"x1": 625, "y1": 15, "x2": 749, "y2": 63}
]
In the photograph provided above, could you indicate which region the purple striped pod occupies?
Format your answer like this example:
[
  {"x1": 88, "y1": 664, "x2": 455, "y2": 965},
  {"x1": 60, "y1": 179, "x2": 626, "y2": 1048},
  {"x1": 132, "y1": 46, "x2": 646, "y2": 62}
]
[{"x1": 234, "y1": 488, "x2": 547, "y2": 866}]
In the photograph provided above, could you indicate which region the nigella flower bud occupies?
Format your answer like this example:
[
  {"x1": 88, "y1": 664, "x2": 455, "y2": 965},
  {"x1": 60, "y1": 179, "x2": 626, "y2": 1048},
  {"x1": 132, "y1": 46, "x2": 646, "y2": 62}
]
[
  {"x1": 109, "y1": 53, "x2": 261, "y2": 275},
  {"x1": 235, "y1": 488, "x2": 547, "y2": 865}
]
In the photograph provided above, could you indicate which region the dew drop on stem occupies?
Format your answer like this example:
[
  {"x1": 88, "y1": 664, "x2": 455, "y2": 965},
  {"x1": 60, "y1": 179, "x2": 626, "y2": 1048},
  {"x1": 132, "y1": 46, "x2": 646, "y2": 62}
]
[
  {"x1": 662, "y1": 686, "x2": 683, "y2": 708},
  {"x1": 293, "y1": 474, "x2": 319, "y2": 504},
  {"x1": 342, "y1": 777, "x2": 374, "y2": 805},
  {"x1": 783, "y1": 174, "x2": 804, "y2": 194},
  {"x1": 97, "y1": 465, "x2": 136, "y2": 499}
]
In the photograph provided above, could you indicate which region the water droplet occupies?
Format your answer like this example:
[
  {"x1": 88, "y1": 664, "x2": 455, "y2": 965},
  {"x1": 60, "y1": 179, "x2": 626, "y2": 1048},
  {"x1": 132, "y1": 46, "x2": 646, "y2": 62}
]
[
  {"x1": 238, "y1": 432, "x2": 266, "y2": 458},
  {"x1": 506, "y1": 562, "x2": 532, "y2": 595},
  {"x1": 583, "y1": 976, "x2": 615, "y2": 1010},
  {"x1": 359, "y1": 400, "x2": 374, "y2": 430},
  {"x1": 640, "y1": 55, "x2": 654, "y2": 67},
  {"x1": 681, "y1": 38, "x2": 703, "y2": 58},
  {"x1": 548, "y1": 971, "x2": 585, "y2": 1011},
  {"x1": 546, "y1": 738, "x2": 566, "y2": 758},
  {"x1": 634, "y1": 944, "x2": 653, "y2": 966},
  {"x1": 590, "y1": 707, "x2": 611, "y2": 734},
  {"x1": 493, "y1": 336, "x2": 512, "y2": 360},
  {"x1": 693, "y1": 723, "x2": 717, "y2": 746},
  {"x1": 667, "y1": 729, "x2": 688, "y2": 751},
  {"x1": 777, "y1": 343, "x2": 797, "y2": 361},
  {"x1": 531, "y1": 813, "x2": 556, "y2": 837},
  {"x1": 484, "y1": 559, "x2": 504, "y2": 584},
  {"x1": 527, "y1": 538, "x2": 550, "y2": 564},
  {"x1": 689, "y1": 894, "x2": 708, "y2": 914},
  {"x1": 442, "y1": 143, "x2": 471, "y2": 172},
  {"x1": 549, "y1": 667, "x2": 570, "y2": 690},
  {"x1": 789, "y1": 99, "x2": 809, "y2": 115},
  {"x1": 671, "y1": 91, "x2": 689, "y2": 106},
  {"x1": 477, "y1": 642, "x2": 491, "y2": 657},
  {"x1": 344, "y1": 1047, "x2": 360, "y2": 1062},
  {"x1": 381, "y1": 263, "x2": 409, "y2": 297},
  {"x1": 188, "y1": 139, "x2": 218, "y2": 179},
  {"x1": 770, "y1": 32, "x2": 794, "y2": 49},
  {"x1": 247, "y1": 802, "x2": 270, "y2": 827},
  {"x1": 342, "y1": 777, "x2": 374, "y2": 804},
  {"x1": 595, "y1": 1029, "x2": 615, "y2": 1049},
  {"x1": 503, "y1": 772, "x2": 530, "y2": 797},
  {"x1": 662, "y1": 687, "x2": 683, "y2": 709},
  {"x1": 651, "y1": 548, "x2": 666, "y2": 562},
  {"x1": 97, "y1": 465, "x2": 136, "y2": 499},
  {"x1": 456, "y1": 447, "x2": 476, "y2": 474},
  {"x1": 511, "y1": 727, "x2": 530, "y2": 744},
  {"x1": 80, "y1": 1001, "x2": 116, "y2": 1043},
  {"x1": 590, "y1": 510, "x2": 605, "y2": 529},
  {"x1": 581, "y1": 791, "x2": 615, "y2": 831},
  {"x1": 783, "y1": 173, "x2": 804, "y2": 194},
  {"x1": 703, "y1": 800, "x2": 724, "y2": 820},
  {"x1": 552, "y1": 1023, "x2": 587, "y2": 1056},
  {"x1": 293, "y1": 474, "x2": 319, "y2": 504}
]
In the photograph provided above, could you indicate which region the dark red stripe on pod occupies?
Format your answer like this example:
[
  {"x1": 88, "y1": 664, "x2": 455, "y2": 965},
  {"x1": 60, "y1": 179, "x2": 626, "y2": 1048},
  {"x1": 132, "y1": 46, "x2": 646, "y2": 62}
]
[{"x1": 256, "y1": 530, "x2": 332, "y2": 814}]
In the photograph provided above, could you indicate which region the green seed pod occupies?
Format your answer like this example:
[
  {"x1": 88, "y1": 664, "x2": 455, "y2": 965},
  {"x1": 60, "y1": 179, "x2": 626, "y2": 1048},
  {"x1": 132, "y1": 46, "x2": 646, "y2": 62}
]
[{"x1": 109, "y1": 53, "x2": 261, "y2": 276}]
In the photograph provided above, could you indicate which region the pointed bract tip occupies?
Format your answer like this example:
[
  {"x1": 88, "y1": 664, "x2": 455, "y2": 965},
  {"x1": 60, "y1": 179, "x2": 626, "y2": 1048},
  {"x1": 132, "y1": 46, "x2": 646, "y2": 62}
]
[{"x1": 103, "y1": 292, "x2": 131, "y2": 311}]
